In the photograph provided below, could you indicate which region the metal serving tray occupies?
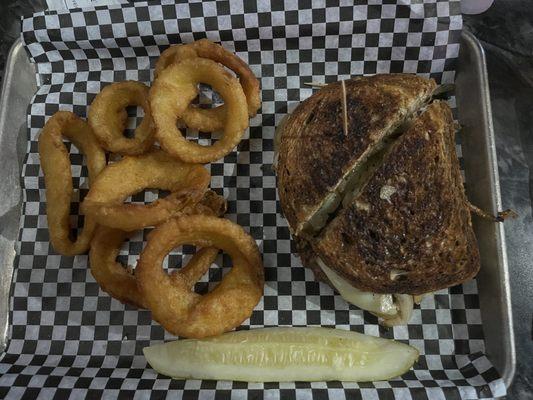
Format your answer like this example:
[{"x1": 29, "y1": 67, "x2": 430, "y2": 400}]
[
  {"x1": 455, "y1": 30, "x2": 515, "y2": 388},
  {"x1": 0, "y1": 31, "x2": 515, "y2": 388}
]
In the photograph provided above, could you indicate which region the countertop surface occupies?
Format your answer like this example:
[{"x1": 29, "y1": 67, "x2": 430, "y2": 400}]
[{"x1": 1, "y1": 1, "x2": 532, "y2": 398}]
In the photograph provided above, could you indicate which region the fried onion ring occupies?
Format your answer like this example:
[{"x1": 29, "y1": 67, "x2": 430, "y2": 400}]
[
  {"x1": 150, "y1": 57, "x2": 249, "y2": 164},
  {"x1": 154, "y1": 39, "x2": 260, "y2": 132},
  {"x1": 89, "y1": 190, "x2": 227, "y2": 308},
  {"x1": 136, "y1": 215, "x2": 264, "y2": 338},
  {"x1": 81, "y1": 150, "x2": 210, "y2": 231},
  {"x1": 154, "y1": 42, "x2": 198, "y2": 79},
  {"x1": 88, "y1": 81, "x2": 155, "y2": 155},
  {"x1": 38, "y1": 111, "x2": 106, "y2": 256}
]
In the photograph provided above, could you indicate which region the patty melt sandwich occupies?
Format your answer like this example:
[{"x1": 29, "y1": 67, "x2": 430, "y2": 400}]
[{"x1": 275, "y1": 74, "x2": 480, "y2": 326}]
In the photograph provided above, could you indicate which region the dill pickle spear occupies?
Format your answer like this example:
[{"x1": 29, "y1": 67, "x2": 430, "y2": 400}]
[{"x1": 143, "y1": 327, "x2": 418, "y2": 382}]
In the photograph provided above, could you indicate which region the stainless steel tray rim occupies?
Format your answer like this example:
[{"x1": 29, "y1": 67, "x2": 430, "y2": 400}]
[{"x1": 457, "y1": 30, "x2": 516, "y2": 389}]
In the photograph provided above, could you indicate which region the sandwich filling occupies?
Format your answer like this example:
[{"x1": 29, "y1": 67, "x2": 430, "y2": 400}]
[
  {"x1": 316, "y1": 258, "x2": 397, "y2": 316},
  {"x1": 316, "y1": 258, "x2": 415, "y2": 325}
]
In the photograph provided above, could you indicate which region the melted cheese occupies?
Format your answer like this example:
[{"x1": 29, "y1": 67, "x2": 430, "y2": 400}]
[
  {"x1": 379, "y1": 294, "x2": 414, "y2": 327},
  {"x1": 316, "y1": 258, "x2": 398, "y2": 316}
]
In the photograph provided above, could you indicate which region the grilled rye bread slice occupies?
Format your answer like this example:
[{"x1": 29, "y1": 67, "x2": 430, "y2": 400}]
[
  {"x1": 293, "y1": 236, "x2": 329, "y2": 284},
  {"x1": 276, "y1": 74, "x2": 437, "y2": 236},
  {"x1": 312, "y1": 101, "x2": 480, "y2": 295}
]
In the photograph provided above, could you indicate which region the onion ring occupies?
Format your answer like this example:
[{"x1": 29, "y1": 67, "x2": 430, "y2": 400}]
[
  {"x1": 136, "y1": 215, "x2": 264, "y2": 338},
  {"x1": 154, "y1": 39, "x2": 260, "y2": 132},
  {"x1": 88, "y1": 81, "x2": 155, "y2": 155},
  {"x1": 81, "y1": 150, "x2": 210, "y2": 231},
  {"x1": 38, "y1": 111, "x2": 106, "y2": 256},
  {"x1": 150, "y1": 57, "x2": 249, "y2": 164},
  {"x1": 154, "y1": 43, "x2": 198, "y2": 78},
  {"x1": 89, "y1": 190, "x2": 227, "y2": 308}
]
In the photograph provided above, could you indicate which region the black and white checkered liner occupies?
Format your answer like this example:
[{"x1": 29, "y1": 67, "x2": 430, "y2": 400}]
[{"x1": 0, "y1": 1, "x2": 505, "y2": 398}]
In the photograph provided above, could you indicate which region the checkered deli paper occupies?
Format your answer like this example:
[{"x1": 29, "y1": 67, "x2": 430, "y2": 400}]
[{"x1": 0, "y1": 0, "x2": 505, "y2": 399}]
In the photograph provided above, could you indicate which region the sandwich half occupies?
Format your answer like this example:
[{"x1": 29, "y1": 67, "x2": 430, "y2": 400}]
[
  {"x1": 276, "y1": 74, "x2": 437, "y2": 237},
  {"x1": 276, "y1": 75, "x2": 480, "y2": 326}
]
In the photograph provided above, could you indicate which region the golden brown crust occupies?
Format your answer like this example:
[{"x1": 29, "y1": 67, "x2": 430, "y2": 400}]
[
  {"x1": 150, "y1": 58, "x2": 249, "y2": 164},
  {"x1": 312, "y1": 101, "x2": 480, "y2": 295},
  {"x1": 277, "y1": 74, "x2": 436, "y2": 235},
  {"x1": 81, "y1": 150, "x2": 211, "y2": 231},
  {"x1": 154, "y1": 39, "x2": 261, "y2": 132},
  {"x1": 136, "y1": 215, "x2": 264, "y2": 338},
  {"x1": 88, "y1": 81, "x2": 155, "y2": 156},
  {"x1": 89, "y1": 190, "x2": 227, "y2": 309},
  {"x1": 38, "y1": 111, "x2": 106, "y2": 256}
]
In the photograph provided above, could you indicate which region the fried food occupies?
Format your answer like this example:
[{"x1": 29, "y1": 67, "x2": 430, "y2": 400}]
[
  {"x1": 154, "y1": 42, "x2": 196, "y2": 78},
  {"x1": 150, "y1": 57, "x2": 249, "y2": 164},
  {"x1": 136, "y1": 215, "x2": 264, "y2": 338},
  {"x1": 154, "y1": 39, "x2": 260, "y2": 132},
  {"x1": 89, "y1": 190, "x2": 227, "y2": 308},
  {"x1": 90, "y1": 227, "x2": 146, "y2": 308},
  {"x1": 38, "y1": 111, "x2": 106, "y2": 256},
  {"x1": 39, "y1": 42, "x2": 265, "y2": 338},
  {"x1": 81, "y1": 150, "x2": 210, "y2": 231},
  {"x1": 88, "y1": 81, "x2": 155, "y2": 155},
  {"x1": 143, "y1": 327, "x2": 419, "y2": 382}
]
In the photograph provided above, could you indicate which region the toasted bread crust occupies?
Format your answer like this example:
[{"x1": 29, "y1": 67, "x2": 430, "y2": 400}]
[
  {"x1": 293, "y1": 236, "x2": 331, "y2": 285},
  {"x1": 312, "y1": 101, "x2": 480, "y2": 295},
  {"x1": 277, "y1": 74, "x2": 437, "y2": 235}
]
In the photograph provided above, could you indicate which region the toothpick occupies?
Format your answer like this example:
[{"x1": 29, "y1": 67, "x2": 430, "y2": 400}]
[
  {"x1": 304, "y1": 82, "x2": 328, "y2": 88},
  {"x1": 341, "y1": 79, "x2": 348, "y2": 137}
]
